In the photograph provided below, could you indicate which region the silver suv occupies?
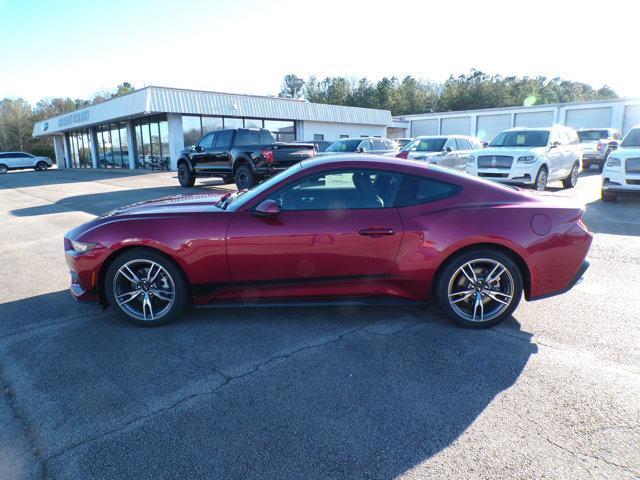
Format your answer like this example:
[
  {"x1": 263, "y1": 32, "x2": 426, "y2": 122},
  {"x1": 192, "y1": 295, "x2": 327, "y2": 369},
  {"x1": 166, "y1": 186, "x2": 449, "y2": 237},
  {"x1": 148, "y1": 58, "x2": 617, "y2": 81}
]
[
  {"x1": 0, "y1": 152, "x2": 53, "y2": 174},
  {"x1": 319, "y1": 137, "x2": 399, "y2": 156},
  {"x1": 396, "y1": 135, "x2": 483, "y2": 171}
]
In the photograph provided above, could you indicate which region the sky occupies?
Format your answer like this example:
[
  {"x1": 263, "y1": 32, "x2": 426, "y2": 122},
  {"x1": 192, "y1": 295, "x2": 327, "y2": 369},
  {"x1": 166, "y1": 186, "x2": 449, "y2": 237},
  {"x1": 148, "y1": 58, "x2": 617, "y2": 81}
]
[{"x1": 0, "y1": 0, "x2": 638, "y2": 104}]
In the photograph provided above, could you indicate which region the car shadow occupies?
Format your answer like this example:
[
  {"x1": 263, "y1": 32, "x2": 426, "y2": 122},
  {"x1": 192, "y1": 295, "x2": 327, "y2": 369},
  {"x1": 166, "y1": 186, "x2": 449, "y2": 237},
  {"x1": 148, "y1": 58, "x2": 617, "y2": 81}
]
[
  {"x1": 0, "y1": 291, "x2": 537, "y2": 479},
  {"x1": 584, "y1": 195, "x2": 640, "y2": 236},
  {"x1": 10, "y1": 185, "x2": 230, "y2": 217}
]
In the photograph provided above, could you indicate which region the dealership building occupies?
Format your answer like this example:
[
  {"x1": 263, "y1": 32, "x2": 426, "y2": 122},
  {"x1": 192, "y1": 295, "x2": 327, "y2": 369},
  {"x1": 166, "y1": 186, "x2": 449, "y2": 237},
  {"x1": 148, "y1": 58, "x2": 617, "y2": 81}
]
[
  {"x1": 32, "y1": 86, "x2": 392, "y2": 171},
  {"x1": 390, "y1": 97, "x2": 640, "y2": 142}
]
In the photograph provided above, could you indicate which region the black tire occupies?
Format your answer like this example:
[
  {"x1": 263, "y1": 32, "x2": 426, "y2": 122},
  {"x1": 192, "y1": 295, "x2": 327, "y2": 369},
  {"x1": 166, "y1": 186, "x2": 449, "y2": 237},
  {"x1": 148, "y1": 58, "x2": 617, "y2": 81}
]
[
  {"x1": 234, "y1": 164, "x2": 255, "y2": 189},
  {"x1": 35, "y1": 161, "x2": 48, "y2": 171},
  {"x1": 178, "y1": 163, "x2": 195, "y2": 187},
  {"x1": 601, "y1": 190, "x2": 617, "y2": 203},
  {"x1": 598, "y1": 162, "x2": 604, "y2": 173},
  {"x1": 105, "y1": 248, "x2": 189, "y2": 327},
  {"x1": 534, "y1": 166, "x2": 548, "y2": 191},
  {"x1": 435, "y1": 248, "x2": 523, "y2": 329},
  {"x1": 562, "y1": 162, "x2": 579, "y2": 189},
  {"x1": 0, "y1": 164, "x2": 7, "y2": 174},
  {"x1": 582, "y1": 160, "x2": 591, "y2": 170}
]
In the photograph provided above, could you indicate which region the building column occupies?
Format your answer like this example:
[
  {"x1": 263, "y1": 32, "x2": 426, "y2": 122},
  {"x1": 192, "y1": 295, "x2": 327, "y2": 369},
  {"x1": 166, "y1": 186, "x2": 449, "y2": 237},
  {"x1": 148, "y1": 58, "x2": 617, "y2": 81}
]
[
  {"x1": 62, "y1": 133, "x2": 71, "y2": 169},
  {"x1": 470, "y1": 114, "x2": 478, "y2": 136},
  {"x1": 52, "y1": 135, "x2": 66, "y2": 169},
  {"x1": 510, "y1": 112, "x2": 515, "y2": 128},
  {"x1": 126, "y1": 120, "x2": 137, "y2": 169},
  {"x1": 88, "y1": 127, "x2": 99, "y2": 169},
  {"x1": 437, "y1": 118, "x2": 442, "y2": 135},
  {"x1": 167, "y1": 114, "x2": 184, "y2": 171}
]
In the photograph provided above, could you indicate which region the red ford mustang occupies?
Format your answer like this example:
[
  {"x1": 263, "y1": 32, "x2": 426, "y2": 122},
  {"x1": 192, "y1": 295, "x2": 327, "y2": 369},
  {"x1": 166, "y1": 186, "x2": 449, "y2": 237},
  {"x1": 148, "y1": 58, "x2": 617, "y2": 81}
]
[{"x1": 64, "y1": 156, "x2": 591, "y2": 328}]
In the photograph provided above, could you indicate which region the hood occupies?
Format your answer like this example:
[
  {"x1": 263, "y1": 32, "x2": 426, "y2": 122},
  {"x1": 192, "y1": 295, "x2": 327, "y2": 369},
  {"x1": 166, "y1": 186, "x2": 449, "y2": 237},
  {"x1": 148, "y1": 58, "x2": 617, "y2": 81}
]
[{"x1": 100, "y1": 191, "x2": 230, "y2": 218}]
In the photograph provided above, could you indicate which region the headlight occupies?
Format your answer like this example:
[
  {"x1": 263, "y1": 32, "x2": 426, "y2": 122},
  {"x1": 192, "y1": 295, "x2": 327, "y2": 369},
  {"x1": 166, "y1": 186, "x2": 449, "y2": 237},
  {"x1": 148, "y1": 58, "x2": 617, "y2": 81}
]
[
  {"x1": 606, "y1": 157, "x2": 621, "y2": 167},
  {"x1": 517, "y1": 155, "x2": 537, "y2": 164},
  {"x1": 467, "y1": 155, "x2": 476, "y2": 165},
  {"x1": 70, "y1": 239, "x2": 97, "y2": 253}
]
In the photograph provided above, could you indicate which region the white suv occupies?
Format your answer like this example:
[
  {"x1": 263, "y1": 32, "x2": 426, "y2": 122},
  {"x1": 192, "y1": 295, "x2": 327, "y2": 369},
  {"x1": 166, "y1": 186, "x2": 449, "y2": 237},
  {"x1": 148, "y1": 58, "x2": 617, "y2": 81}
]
[
  {"x1": 466, "y1": 126, "x2": 582, "y2": 191},
  {"x1": 0, "y1": 152, "x2": 53, "y2": 174},
  {"x1": 601, "y1": 125, "x2": 640, "y2": 202}
]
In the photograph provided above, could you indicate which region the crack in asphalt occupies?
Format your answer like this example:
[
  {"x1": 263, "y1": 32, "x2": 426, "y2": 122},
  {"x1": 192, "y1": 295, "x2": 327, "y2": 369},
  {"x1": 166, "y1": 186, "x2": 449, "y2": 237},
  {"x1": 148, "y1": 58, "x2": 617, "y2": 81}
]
[
  {"x1": 43, "y1": 318, "x2": 432, "y2": 466},
  {"x1": 0, "y1": 312, "x2": 102, "y2": 342}
]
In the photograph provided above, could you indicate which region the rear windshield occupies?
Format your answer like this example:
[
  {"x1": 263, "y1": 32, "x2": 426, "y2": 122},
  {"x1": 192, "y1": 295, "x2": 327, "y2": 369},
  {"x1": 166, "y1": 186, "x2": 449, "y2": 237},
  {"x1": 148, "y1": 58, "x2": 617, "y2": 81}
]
[
  {"x1": 402, "y1": 138, "x2": 447, "y2": 152},
  {"x1": 490, "y1": 130, "x2": 549, "y2": 147},
  {"x1": 622, "y1": 128, "x2": 640, "y2": 148},
  {"x1": 578, "y1": 130, "x2": 608, "y2": 142},
  {"x1": 325, "y1": 139, "x2": 361, "y2": 152}
]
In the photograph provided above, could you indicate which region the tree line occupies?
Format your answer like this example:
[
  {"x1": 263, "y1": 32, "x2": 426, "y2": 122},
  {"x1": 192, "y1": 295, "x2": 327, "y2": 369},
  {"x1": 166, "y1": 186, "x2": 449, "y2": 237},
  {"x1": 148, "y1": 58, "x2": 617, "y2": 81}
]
[
  {"x1": 280, "y1": 70, "x2": 618, "y2": 116},
  {"x1": 0, "y1": 83, "x2": 135, "y2": 159}
]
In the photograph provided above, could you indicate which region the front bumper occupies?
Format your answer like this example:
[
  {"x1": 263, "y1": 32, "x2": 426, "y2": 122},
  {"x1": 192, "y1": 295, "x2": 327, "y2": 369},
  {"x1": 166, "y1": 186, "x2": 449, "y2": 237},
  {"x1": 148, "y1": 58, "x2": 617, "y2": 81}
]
[
  {"x1": 602, "y1": 169, "x2": 640, "y2": 194},
  {"x1": 64, "y1": 238, "x2": 107, "y2": 304},
  {"x1": 467, "y1": 165, "x2": 536, "y2": 185}
]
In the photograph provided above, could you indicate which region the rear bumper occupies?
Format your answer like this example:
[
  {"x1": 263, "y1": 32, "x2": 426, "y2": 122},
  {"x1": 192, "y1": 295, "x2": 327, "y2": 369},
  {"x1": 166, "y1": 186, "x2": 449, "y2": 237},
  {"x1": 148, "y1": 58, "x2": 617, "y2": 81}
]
[
  {"x1": 529, "y1": 260, "x2": 589, "y2": 301},
  {"x1": 582, "y1": 153, "x2": 605, "y2": 161}
]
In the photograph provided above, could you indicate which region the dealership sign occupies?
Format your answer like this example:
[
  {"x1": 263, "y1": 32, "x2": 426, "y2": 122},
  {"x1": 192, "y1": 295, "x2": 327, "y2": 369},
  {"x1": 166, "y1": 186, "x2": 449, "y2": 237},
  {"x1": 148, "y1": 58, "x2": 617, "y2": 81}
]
[{"x1": 57, "y1": 110, "x2": 90, "y2": 128}]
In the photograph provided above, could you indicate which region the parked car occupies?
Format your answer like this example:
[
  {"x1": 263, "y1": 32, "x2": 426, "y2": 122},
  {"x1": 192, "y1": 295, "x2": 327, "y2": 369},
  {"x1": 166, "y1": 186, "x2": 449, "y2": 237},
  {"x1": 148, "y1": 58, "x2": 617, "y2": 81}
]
[
  {"x1": 0, "y1": 152, "x2": 52, "y2": 174},
  {"x1": 64, "y1": 155, "x2": 591, "y2": 329},
  {"x1": 176, "y1": 128, "x2": 316, "y2": 189},
  {"x1": 466, "y1": 126, "x2": 582, "y2": 191},
  {"x1": 577, "y1": 128, "x2": 622, "y2": 172},
  {"x1": 395, "y1": 135, "x2": 483, "y2": 171},
  {"x1": 318, "y1": 137, "x2": 398, "y2": 156},
  {"x1": 293, "y1": 140, "x2": 333, "y2": 152},
  {"x1": 395, "y1": 138, "x2": 413, "y2": 149},
  {"x1": 601, "y1": 125, "x2": 640, "y2": 202}
]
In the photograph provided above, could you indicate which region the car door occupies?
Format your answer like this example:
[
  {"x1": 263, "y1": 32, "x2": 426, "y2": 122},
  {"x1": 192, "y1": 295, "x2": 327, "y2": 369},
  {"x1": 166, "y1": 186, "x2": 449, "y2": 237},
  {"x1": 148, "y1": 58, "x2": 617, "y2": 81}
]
[
  {"x1": 357, "y1": 139, "x2": 372, "y2": 154},
  {"x1": 211, "y1": 129, "x2": 233, "y2": 170},
  {"x1": 546, "y1": 130, "x2": 565, "y2": 180},
  {"x1": 191, "y1": 133, "x2": 216, "y2": 171},
  {"x1": 451, "y1": 138, "x2": 472, "y2": 170},
  {"x1": 226, "y1": 168, "x2": 404, "y2": 299},
  {"x1": 436, "y1": 138, "x2": 458, "y2": 169}
]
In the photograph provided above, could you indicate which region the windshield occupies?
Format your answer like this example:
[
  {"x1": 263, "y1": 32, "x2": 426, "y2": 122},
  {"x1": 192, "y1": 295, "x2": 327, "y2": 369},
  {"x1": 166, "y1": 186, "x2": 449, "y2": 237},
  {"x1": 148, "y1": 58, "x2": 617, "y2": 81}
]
[
  {"x1": 490, "y1": 130, "x2": 549, "y2": 148},
  {"x1": 578, "y1": 130, "x2": 608, "y2": 142},
  {"x1": 402, "y1": 138, "x2": 447, "y2": 152},
  {"x1": 622, "y1": 128, "x2": 640, "y2": 148},
  {"x1": 224, "y1": 164, "x2": 303, "y2": 210},
  {"x1": 325, "y1": 139, "x2": 362, "y2": 152}
]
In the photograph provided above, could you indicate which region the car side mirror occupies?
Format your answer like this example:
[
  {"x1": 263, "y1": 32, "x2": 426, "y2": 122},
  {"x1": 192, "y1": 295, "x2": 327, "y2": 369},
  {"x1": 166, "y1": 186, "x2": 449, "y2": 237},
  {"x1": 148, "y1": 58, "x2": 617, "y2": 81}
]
[
  {"x1": 445, "y1": 146, "x2": 453, "y2": 153},
  {"x1": 550, "y1": 141, "x2": 560, "y2": 149},
  {"x1": 195, "y1": 145, "x2": 204, "y2": 153},
  {"x1": 253, "y1": 199, "x2": 280, "y2": 217},
  {"x1": 356, "y1": 147, "x2": 365, "y2": 153},
  {"x1": 609, "y1": 141, "x2": 619, "y2": 149}
]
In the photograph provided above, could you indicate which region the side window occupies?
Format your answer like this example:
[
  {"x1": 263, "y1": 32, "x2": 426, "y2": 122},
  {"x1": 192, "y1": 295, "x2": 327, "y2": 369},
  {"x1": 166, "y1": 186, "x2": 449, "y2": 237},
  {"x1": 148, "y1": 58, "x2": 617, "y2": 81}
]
[
  {"x1": 614, "y1": 131, "x2": 622, "y2": 141},
  {"x1": 444, "y1": 138, "x2": 457, "y2": 151},
  {"x1": 567, "y1": 129, "x2": 580, "y2": 145},
  {"x1": 372, "y1": 139, "x2": 385, "y2": 150},
  {"x1": 215, "y1": 130, "x2": 233, "y2": 149},
  {"x1": 313, "y1": 134, "x2": 324, "y2": 141},
  {"x1": 358, "y1": 139, "x2": 372, "y2": 151},
  {"x1": 267, "y1": 169, "x2": 401, "y2": 211},
  {"x1": 198, "y1": 133, "x2": 214, "y2": 149},
  {"x1": 235, "y1": 130, "x2": 261, "y2": 146},
  {"x1": 259, "y1": 130, "x2": 275, "y2": 144},
  {"x1": 0, "y1": 153, "x2": 6, "y2": 159},
  {"x1": 395, "y1": 175, "x2": 460, "y2": 207},
  {"x1": 458, "y1": 139, "x2": 471, "y2": 150}
]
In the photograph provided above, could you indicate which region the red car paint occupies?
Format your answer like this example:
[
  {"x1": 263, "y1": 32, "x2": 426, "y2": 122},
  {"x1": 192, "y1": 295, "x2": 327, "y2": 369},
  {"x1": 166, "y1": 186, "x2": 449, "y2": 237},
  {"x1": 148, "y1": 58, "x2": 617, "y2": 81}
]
[{"x1": 64, "y1": 156, "x2": 592, "y2": 307}]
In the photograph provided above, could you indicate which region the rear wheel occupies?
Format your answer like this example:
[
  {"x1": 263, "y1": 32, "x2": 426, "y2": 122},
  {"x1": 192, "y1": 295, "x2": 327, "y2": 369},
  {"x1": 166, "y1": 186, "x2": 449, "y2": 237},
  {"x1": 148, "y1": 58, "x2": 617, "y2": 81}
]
[
  {"x1": 35, "y1": 161, "x2": 48, "y2": 171},
  {"x1": 0, "y1": 164, "x2": 7, "y2": 174},
  {"x1": 234, "y1": 164, "x2": 255, "y2": 189},
  {"x1": 598, "y1": 162, "x2": 605, "y2": 173},
  {"x1": 582, "y1": 160, "x2": 591, "y2": 170},
  {"x1": 435, "y1": 249, "x2": 523, "y2": 328},
  {"x1": 534, "y1": 166, "x2": 548, "y2": 191},
  {"x1": 601, "y1": 190, "x2": 617, "y2": 203},
  {"x1": 178, "y1": 163, "x2": 195, "y2": 187},
  {"x1": 105, "y1": 248, "x2": 188, "y2": 327},
  {"x1": 562, "y1": 162, "x2": 579, "y2": 189}
]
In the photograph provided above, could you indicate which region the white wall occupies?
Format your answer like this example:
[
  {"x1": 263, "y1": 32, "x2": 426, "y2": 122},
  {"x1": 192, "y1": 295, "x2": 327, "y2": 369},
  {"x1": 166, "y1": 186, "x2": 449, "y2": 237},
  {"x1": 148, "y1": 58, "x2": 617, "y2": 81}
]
[{"x1": 298, "y1": 121, "x2": 386, "y2": 141}]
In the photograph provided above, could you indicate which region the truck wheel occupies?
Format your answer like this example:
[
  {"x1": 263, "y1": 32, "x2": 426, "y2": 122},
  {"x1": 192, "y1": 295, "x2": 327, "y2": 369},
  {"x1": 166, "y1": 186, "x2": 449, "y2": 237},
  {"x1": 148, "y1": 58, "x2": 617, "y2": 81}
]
[
  {"x1": 562, "y1": 162, "x2": 579, "y2": 189},
  {"x1": 234, "y1": 165, "x2": 254, "y2": 189},
  {"x1": 598, "y1": 162, "x2": 604, "y2": 173},
  {"x1": 178, "y1": 163, "x2": 195, "y2": 187},
  {"x1": 582, "y1": 160, "x2": 591, "y2": 170}
]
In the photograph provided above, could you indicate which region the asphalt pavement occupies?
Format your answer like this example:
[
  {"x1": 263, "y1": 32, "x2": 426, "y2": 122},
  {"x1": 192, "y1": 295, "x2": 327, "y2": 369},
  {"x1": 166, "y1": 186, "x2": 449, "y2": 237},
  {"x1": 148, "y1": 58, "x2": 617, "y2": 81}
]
[{"x1": 0, "y1": 167, "x2": 638, "y2": 479}]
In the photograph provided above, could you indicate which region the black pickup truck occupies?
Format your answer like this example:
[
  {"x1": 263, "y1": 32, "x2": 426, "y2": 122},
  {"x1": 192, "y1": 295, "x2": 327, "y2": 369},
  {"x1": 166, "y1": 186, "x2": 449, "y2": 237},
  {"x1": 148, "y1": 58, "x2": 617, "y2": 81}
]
[{"x1": 177, "y1": 128, "x2": 316, "y2": 189}]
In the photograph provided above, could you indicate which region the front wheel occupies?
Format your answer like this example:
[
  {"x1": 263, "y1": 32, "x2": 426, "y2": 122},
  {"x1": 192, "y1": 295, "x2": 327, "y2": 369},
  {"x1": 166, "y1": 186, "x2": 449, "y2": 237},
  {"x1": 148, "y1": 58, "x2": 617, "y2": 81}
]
[
  {"x1": 105, "y1": 249, "x2": 189, "y2": 327},
  {"x1": 562, "y1": 162, "x2": 579, "y2": 189},
  {"x1": 35, "y1": 161, "x2": 48, "y2": 171},
  {"x1": 534, "y1": 167, "x2": 548, "y2": 191},
  {"x1": 178, "y1": 163, "x2": 195, "y2": 187},
  {"x1": 435, "y1": 249, "x2": 523, "y2": 328},
  {"x1": 0, "y1": 164, "x2": 7, "y2": 174}
]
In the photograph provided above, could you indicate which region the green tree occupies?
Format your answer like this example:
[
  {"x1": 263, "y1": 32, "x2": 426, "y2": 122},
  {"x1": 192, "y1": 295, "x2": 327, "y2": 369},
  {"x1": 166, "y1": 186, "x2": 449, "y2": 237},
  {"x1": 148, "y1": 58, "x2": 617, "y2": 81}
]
[{"x1": 279, "y1": 74, "x2": 305, "y2": 98}]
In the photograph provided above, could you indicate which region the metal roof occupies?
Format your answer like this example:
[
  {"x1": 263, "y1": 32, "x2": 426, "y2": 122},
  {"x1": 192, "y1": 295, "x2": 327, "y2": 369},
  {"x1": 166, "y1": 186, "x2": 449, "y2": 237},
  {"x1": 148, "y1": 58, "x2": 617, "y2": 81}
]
[{"x1": 33, "y1": 86, "x2": 392, "y2": 137}]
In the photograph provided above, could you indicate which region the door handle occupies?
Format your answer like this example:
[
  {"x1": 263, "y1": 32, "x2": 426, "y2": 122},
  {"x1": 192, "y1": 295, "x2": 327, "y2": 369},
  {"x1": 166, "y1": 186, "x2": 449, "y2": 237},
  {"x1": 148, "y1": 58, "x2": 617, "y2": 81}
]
[{"x1": 359, "y1": 227, "x2": 396, "y2": 237}]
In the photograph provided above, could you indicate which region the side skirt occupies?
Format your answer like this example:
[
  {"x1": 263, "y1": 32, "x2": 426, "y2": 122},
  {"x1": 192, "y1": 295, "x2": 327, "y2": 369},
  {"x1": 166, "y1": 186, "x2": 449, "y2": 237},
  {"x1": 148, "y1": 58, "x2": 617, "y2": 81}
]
[{"x1": 195, "y1": 297, "x2": 429, "y2": 309}]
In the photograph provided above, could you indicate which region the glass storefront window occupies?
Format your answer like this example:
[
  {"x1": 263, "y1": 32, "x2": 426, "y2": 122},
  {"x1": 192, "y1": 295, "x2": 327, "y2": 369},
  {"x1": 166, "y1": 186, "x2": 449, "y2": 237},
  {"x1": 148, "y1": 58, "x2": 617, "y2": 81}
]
[
  {"x1": 67, "y1": 129, "x2": 93, "y2": 168},
  {"x1": 244, "y1": 118, "x2": 263, "y2": 129},
  {"x1": 264, "y1": 120, "x2": 295, "y2": 142},
  {"x1": 202, "y1": 116, "x2": 223, "y2": 135},
  {"x1": 223, "y1": 117, "x2": 243, "y2": 129},
  {"x1": 133, "y1": 115, "x2": 169, "y2": 169},
  {"x1": 182, "y1": 116, "x2": 201, "y2": 147}
]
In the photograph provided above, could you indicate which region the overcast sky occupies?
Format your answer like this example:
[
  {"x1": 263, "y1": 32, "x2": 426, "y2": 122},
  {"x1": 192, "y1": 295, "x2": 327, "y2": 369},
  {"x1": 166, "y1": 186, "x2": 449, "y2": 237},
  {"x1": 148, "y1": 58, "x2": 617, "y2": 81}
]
[{"x1": 0, "y1": 0, "x2": 638, "y2": 104}]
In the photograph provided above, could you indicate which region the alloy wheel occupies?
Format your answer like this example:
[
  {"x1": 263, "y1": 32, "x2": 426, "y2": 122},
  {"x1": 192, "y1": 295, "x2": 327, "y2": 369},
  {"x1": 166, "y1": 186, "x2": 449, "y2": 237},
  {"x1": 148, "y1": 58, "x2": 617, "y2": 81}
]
[
  {"x1": 236, "y1": 171, "x2": 249, "y2": 189},
  {"x1": 113, "y1": 259, "x2": 176, "y2": 321},
  {"x1": 447, "y1": 258, "x2": 515, "y2": 323},
  {"x1": 0, "y1": 165, "x2": 7, "y2": 174},
  {"x1": 571, "y1": 164, "x2": 578, "y2": 186},
  {"x1": 536, "y1": 169, "x2": 547, "y2": 191}
]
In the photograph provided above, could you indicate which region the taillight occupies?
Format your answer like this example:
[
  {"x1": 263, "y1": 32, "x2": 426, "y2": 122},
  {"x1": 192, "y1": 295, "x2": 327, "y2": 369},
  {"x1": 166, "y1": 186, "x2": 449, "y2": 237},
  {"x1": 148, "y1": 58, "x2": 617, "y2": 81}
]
[
  {"x1": 262, "y1": 149, "x2": 274, "y2": 164},
  {"x1": 396, "y1": 150, "x2": 409, "y2": 159}
]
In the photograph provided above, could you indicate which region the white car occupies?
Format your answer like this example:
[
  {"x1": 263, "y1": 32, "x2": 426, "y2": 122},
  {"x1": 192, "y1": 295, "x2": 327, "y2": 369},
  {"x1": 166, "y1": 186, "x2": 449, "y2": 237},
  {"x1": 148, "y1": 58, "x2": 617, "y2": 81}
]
[
  {"x1": 601, "y1": 125, "x2": 640, "y2": 202},
  {"x1": 466, "y1": 126, "x2": 582, "y2": 191},
  {"x1": 0, "y1": 152, "x2": 53, "y2": 174}
]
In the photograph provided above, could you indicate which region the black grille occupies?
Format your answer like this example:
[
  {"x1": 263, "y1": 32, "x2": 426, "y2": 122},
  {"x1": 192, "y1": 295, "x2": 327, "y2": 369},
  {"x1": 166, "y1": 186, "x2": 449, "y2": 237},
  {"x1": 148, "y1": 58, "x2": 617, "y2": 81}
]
[
  {"x1": 478, "y1": 155, "x2": 513, "y2": 169},
  {"x1": 625, "y1": 158, "x2": 640, "y2": 174},
  {"x1": 478, "y1": 173, "x2": 509, "y2": 178}
]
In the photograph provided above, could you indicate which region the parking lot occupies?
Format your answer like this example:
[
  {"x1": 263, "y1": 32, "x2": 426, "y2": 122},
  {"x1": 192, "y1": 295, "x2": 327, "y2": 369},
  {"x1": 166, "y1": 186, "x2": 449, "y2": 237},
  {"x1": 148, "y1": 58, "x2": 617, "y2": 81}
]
[{"x1": 0, "y1": 168, "x2": 638, "y2": 479}]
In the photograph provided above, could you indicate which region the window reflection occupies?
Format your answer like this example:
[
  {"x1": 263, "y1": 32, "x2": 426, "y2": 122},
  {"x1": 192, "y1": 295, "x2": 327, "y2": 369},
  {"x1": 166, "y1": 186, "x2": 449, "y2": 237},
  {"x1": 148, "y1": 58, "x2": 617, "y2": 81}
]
[
  {"x1": 66, "y1": 129, "x2": 92, "y2": 168},
  {"x1": 264, "y1": 120, "x2": 295, "y2": 142},
  {"x1": 223, "y1": 117, "x2": 243, "y2": 129},
  {"x1": 202, "y1": 116, "x2": 223, "y2": 135},
  {"x1": 133, "y1": 115, "x2": 170, "y2": 170}
]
